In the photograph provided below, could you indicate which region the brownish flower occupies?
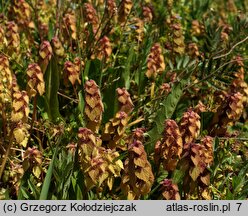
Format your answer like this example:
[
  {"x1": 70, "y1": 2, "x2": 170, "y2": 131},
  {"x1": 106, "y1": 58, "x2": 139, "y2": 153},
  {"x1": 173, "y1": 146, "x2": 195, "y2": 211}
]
[
  {"x1": 155, "y1": 119, "x2": 183, "y2": 171},
  {"x1": 5, "y1": 21, "x2": 20, "y2": 56},
  {"x1": 191, "y1": 20, "x2": 204, "y2": 36},
  {"x1": 159, "y1": 83, "x2": 171, "y2": 96},
  {"x1": 0, "y1": 55, "x2": 13, "y2": 106},
  {"x1": 66, "y1": 142, "x2": 77, "y2": 155},
  {"x1": 0, "y1": 25, "x2": 6, "y2": 49},
  {"x1": 39, "y1": 41, "x2": 53, "y2": 73},
  {"x1": 230, "y1": 56, "x2": 248, "y2": 105},
  {"x1": 13, "y1": 121, "x2": 29, "y2": 147},
  {"x1": 51, "y1": 36, "x2": 65, "y2": 57},
  {"x1": 12, "y1": 74, "x2": 20, "y2": 93},
  {"x1": 106, "y1": 0, "x2": 117, "y2": 19},
  {"x1": 118, "y1": 0, "x2": 133, "y2": 24},
  {"x1": 194, "y1": 101, "x2": 207, "y2": 114},
  {"x1": 9, "y1": 0, "x2": 33, "y2": 30},
  {"x1": 23, "y1": 147, "x2": 42, "y2": 164},
  {"x1": 84, "y1": 80, "x2": 104, "y2": 133},
  {"x1": 188, "y1": 43, "x2": 200, "y2": 58},
  {"x1": 77, "y1": 127, "x2": 123, "y2": 190},
  {"x1": 74, "y1": 57, "x2": 85, "y2": 75},
  {"x1": 84, "y1": 3, "x2": 99, "y2": 33},
  {"x1": 116, "y1": 87, "x2": 134, "y2": 114},
  {"x1": 179, "y1": 109, "x2": 201, "y2": 144},
  {"x1": 146, "y1": 43, "x2": 165, "y2": 79},
  {"x1": 23, "y1": 147, "x2": 42, "y2": 178},
  {"x1": 26, "y1": 63, "x2": 45, "y2": 97},
  {"x1": 184, "y1": 138, "x2": 213, "y2": 185},
  {"x1": 211, "y1": 90, "x2": 244, "y2": 136},
  {"x1": 78, "y1": 127, "x2": 101, "y2": 147},
  {"x1": 226, "y1": 92, "x2": 244, "y2": 120},
  {"x1": 102, "y1": 111, "x2": 129, "y2": 149},
  {"x1": 63, "y1": 61, "x2": 81, "y2": 86},
  {"x1": 63, "y1": 12, "x2": 77, "y2": 41},
  {"x1": 200, "y1": 136, "x2": 213, "y2": 166},
  {"x1": 142, "y1": 6, "x2": 153, "y2": 22},
  {"x1": 7, "y1": 162, "x2": 24, "y2": 194},
  {"x1": 161, "y1": 179, "x2": 180, "y2": 200},
  {"x1": 169, "y1": 15, "x2": 185, "y2": 55},
  {"x1": 167, "y1": 0, "x2": 174, "y2": 8},
  {"x1": 11, "y1": 91, "x2": 29, "y2": 123},
  {"x1": 93, "y1": 36, "x2": 112, "y2": 61},
  {"x1": 121, "y1": 128, "x2": 154, "y2": 199}
]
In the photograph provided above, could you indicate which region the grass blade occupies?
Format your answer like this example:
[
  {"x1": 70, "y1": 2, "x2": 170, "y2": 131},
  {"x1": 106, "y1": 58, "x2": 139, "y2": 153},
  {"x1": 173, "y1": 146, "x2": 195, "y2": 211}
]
[{"x1": 39, "y1": 137, "x2": 61, "y2": 200}]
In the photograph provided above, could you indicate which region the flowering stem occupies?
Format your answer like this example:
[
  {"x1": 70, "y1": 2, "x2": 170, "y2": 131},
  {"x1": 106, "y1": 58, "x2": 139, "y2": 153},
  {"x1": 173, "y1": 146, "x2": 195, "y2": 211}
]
[{"x1": 0, "y1": 128, "x2": 14, "y2": 181}]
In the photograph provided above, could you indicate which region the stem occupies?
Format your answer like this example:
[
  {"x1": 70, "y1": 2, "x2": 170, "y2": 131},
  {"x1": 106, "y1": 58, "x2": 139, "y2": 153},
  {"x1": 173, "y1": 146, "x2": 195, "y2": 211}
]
[
  {"x1": 55, "y1": 0, "x2": 61, "y2": 36},
  {"x1": 28, "y1": 95, "x2": 38, "y2": 144},
  {"x1": 77, "y1": 3, "x2": 83, "y2": 84},
  {"x1": 73, "y1": 85, "x2": 79, "y2": 100},
  {"x1": 98, "y1": 60, "x2": 104, "y2": 89},
  {"x1": 127, "y1": 117, "x2": 144, "y2": 128},
  {"x1": 150, "y1": 81, "x2": 155, "y2": 98},
  {"x1": 0, "y1": 51, "x2": 23, "y2": 68},
  {"x1": 185, "y1": 58, "x2": 248, "y2": 90},
  {"x1": 213, "y1": 36, "x2": 248, "y2": 60},
  {"x1": 0, "y1": 129, "x2": 14, "y2": 181},
  {"x1": 63, "y1": 18, "x2": 73, "y2": 52},
  {"x1": 58, "y1": 91, "x2": 78, "y2": 103},
  {"x1": 1, "y1": 103, "x2": 7, "y2": 140}
]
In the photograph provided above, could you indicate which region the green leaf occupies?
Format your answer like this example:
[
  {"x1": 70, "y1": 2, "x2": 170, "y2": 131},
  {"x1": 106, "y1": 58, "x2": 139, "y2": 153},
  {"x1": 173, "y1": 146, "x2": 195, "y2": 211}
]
[
  {"x1": 136, "y1": 35, "x2": 152, "y2": 96},
  {"x1": 201, "y1": 112, "x2": 214, "y2": 131},
  {"x1": 176, "y1": 56, "x2": 183, "y2": 70},
  {"x1": 232, "y1": 176, "x2": 246, "y2": 196},
  {"x1": 172, "y1": 169, "x2": 186, "y2": 184},
  {"x1": 183, "y1": 56, "x2": 190, "y2": 68},
  {"x1": 146, "y1": 77, "x2": 188, "y2": 153},
  {"x1": 122, "y1": 45, "x2": 135, "y2": 89},
  {"x1": 207, "y1": 57, "x2": 213, "y2": 74},
  {"x1": 86, "y1": 59, "x2": 102, "y2": 86},
  {"x1": 226, "y1": 187, "x2": 234, "y2": 200},
  {"x1": 71, "y1": 171, "x2": 83, "y2": 200},
  {"x1": 156, "y1": 170, "x2": 168, "y2": 183},
  {"x1": 19, "y1": 187, "x2": 30, "y2": 199},
  {"x1": 78, "y1": 90, "x2": 85, "y2": 114},
  {"x1": 83, "y1": 60, "x2": 91, "y2": 81},
  {"x1": 102, "y1": 71, "x2": 119, "y2": 123},
  {"x1": 48, "y1": 19, "x2": 54, "y2": 41},
  {"x1": 39, "y1": 137, "x2": 61, "y2": 200},
  {"x1": 189, "y1": 166, "x2": 201, "y2": 181},
  {"x1": 17, "y1": 171, "x2": 31, "y2": 199},
  {"x1": 44, "y1": 56, "x2": 62, "y2": 123},
  {"x1": 27, "y1": 179, "x2": 40, "y2": 199}
]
